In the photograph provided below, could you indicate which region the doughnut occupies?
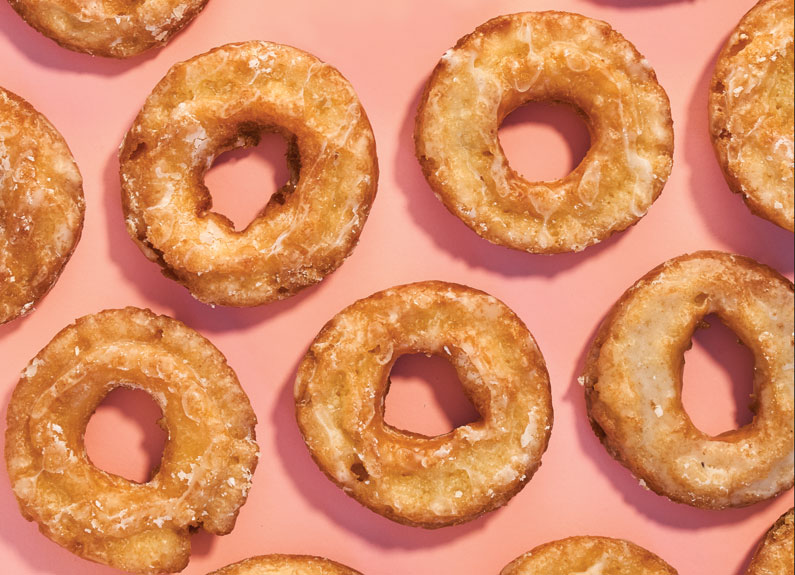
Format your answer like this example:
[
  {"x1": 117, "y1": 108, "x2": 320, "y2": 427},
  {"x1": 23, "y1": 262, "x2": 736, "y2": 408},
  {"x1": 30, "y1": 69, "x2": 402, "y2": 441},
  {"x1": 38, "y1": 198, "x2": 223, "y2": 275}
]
[
  {"x1": 500, "y1": 536, "x2": 678, "y2": 575},
  {"x1": 415, "y1": 11, "x2": 674, "y2": 254},
  {"x1": 0, "y1": 86, "x2": 84, "y2": 325},
  {"x1": 4, "y1": 308, "x2": 259, "y2": 573},
  {"x1": 6, "y1": 0, "x2": 209, "y2": 58},
  {"x1": 746, "y1": 508, "x2": 794, "y2": 575},
  {"x1": 120, "y1": 41, "x2": 378, "y2": 307},
  {"x1": 207, "y1": 555, "x2": 363, "y2": 575},
  {"x1": 295, "y1": 281, "x2": 553, "y2": 528},
  {"x1": 583, "y1": 251, "x2": 794, "y2": 509},
  {"x1": 709, "y1": 0, "x2": 794, "y2": 231}
]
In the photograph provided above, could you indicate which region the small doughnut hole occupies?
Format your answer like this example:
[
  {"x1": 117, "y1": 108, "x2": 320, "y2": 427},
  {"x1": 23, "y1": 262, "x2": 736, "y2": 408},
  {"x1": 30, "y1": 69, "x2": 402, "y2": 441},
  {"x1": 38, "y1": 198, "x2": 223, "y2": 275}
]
[
  {"x1": 384, "y1": 354, "x2": 480, "y2": 437},
  {"x1": 84, "y1": 388, "x2": 167, "y2": 483},
  {"x1": 204, "y1": 131, "x2": 293, "y2": 231},
  {"x1": 498, "y1": 101, "x2": 590, "y2": 182},
  {"x1": 681, "y1": 314, "x2": 755, "y2": 435}
]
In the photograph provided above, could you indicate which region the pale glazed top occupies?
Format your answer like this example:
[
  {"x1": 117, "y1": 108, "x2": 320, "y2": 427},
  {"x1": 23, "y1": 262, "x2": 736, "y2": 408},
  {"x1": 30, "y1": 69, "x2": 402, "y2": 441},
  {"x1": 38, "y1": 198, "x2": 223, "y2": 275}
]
[
  {"x1": 4, "y1": 308, "x2": 259, "y2": 573},
  {"x1": 416, "y1": 11, "x2": 673, "y2": 253},
  {"x1": 7, "y1": 0, "x2": 209, "y2": 57},
  {"x1": 709, "y1": 0, "x2": 795, "y2": 231},
  {"x1": 208, "y1": 555, "x2": 363, "y2": 575},
  {"x1": 501, "y1": 537, "x2": 678, "y2": 575},
  {"x1": 0, "y1": 87, "x2": 84, "y2": 324},
  {"x1": 121, "y1": 41, "x2": 378, "y2": 307}
]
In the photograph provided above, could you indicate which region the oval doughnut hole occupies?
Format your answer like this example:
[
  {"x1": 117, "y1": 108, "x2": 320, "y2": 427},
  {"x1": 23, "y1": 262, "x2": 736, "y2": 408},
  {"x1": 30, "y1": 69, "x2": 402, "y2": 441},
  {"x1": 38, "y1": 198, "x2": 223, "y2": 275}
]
[
  {"x1": 384, "y1": 354, "x2": 480, "y2": 437},
  {"x1": 681, "y1": 314, "x2": 756, "y2": 436},
  {"x1": 498, "y1": 101, "x2": 591, "y2": 182},
  {"x1": 84, "y1": 388, "x2": 167, "y2": 484},
  {"x1": 203, "y1": 131, "x2": 291, "y2": 231}
]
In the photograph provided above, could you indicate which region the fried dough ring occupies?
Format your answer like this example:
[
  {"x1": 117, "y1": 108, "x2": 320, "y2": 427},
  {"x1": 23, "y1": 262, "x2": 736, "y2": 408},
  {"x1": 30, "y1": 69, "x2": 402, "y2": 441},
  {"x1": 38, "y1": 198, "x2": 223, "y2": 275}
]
[
  {"x1": 4, "y1": 308, "x2": 259, "y2": 574},
  {"x1": 583, "y1": 251, "x2": 794, "y2": 509},
  {"x1": 415, "y1": 11, "x2": 674, "y2": 253},
  {"x1": 709, "y1": 0, "x2": 794, "y2": 231},
  {"x1": 207, "y1": 555, "x2": 363, "y2": 575},
  {"x1": 0, "y1": 87, "x2": 84, "y2": 324},
  {"x1": 746, "y1": 508, "x2": 794, "y2": 575},
  {"x1": 295, "y1": 281, "x2": 553, "y2": 528},
  {"x1": 6, "y1": 0, "x2": 209, "y2": 58},
  {"x1": 500, "y1": 536, "x2": 678, "y2": 575},
  {"x1": 120, "y1": 41, "x2": 378, "y2": 307}
]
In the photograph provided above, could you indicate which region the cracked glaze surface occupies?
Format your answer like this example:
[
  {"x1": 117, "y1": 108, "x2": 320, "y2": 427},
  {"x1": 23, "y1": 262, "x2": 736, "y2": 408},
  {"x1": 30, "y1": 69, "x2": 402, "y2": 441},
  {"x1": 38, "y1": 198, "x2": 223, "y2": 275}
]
[
  {"x1": 746, "y1": 508, "x2": 794, "y2": 575},
  {"x1": 6, "y1": 0, "x2": 209, "y2": 57},
  {"x1": 500, "y1": 536, "x2": 678, "y2": 575},
  {"x1": 4, "y1": 308, "x2": 259, "y2": 573},
  {"x1": 0, "y1": 87, "x2": 84, "y2": 325},
  {"x1": 120, "y1": 41, "x2": 378, "y2": 307},
  {"x1": 583, "y1": 252, "x2": 794, "y2": 509},
  {"x1": 207, "y1": 554, "x2": 363, "y2": 575},
  {"x1": 295, "y1": 281, "x2": 553, "y2": 528},
  {"x1": 415, "y1": 11, "x2": 673, "y2": 254},
  {"x1": 709, "y1": 0, "x2": 794, "y2": 232}
]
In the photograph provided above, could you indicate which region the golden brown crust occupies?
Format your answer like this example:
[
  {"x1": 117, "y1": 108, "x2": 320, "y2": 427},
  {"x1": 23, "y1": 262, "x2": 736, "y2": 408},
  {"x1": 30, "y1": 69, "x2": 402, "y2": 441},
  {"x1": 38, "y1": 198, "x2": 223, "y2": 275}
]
[
  {"x1": 500, "y1": 536, "x2": 678, "y2": 575},
  {"x1": 0, "y1": 87, "x2": 84, "y2": 324},
  {"x1": 415, "y1": 11, "x2": 674, "y2": 253},
  {"x1": 583, "y1": 251, "x2": 794, "y2": 509},
  {"x1": 295, "y1": 281, "x2": 553, "y2": 528},
  {"x1": 207, "y1": 555, "x2": 363, "y2": 575},
  {"x1": 4, "y1": 308, "x2": 259, "y2": 573},
  {"x1": 6, "y1": 0, "x2": 209, "y2": 58},
  {"x1": 709, "y1": 0, "x2": 794, "y2": 231},
  {"x1": 120, "y1": 41, "x2": 378, "y2": 307},
  {"x1": 746, "y1": 509, "x2": 795, "y2": 575}
]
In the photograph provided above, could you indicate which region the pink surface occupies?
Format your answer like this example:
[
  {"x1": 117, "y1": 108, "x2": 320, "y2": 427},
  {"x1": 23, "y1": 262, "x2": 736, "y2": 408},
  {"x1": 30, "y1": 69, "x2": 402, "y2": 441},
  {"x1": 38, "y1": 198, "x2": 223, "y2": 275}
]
[{"x1": 0, "y1": 0, "x2": 793, "y2": 574}]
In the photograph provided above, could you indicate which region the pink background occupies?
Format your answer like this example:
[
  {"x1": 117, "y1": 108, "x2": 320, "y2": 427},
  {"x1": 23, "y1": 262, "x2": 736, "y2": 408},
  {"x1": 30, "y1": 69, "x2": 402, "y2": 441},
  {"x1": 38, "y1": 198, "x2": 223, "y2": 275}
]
[{"x1": 1, "y1": 0, "x2": 793, "y2": 573}]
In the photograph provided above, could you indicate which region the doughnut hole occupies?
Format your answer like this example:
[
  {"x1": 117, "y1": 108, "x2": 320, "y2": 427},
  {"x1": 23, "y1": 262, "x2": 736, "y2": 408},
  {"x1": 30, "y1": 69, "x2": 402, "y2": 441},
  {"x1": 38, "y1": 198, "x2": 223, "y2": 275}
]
[
  {"x1": 84, "y1": 388, "x2": 167, "y2": 483},
  {"x1": 204, "y1": 129, "x2": 298, "y2": 231},
  {"x1": 498, "y1": 101, "x2": 591, "y2": 182},
  {"x1": 681, "y1": 314, "x2": 756, "y2": 436},
  {"x1": 384, "y1": 354, "x2": 480, "y2": 437}
]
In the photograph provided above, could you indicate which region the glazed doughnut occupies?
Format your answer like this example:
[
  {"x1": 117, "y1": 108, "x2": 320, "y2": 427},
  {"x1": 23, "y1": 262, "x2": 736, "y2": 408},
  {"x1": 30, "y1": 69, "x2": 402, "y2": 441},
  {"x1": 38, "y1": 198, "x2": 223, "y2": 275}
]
[
  {"x1": 207, "y1": 555, "x2": 363, "y2": 575},
  {"x1": 709, "y1": 0, "x2": 794, "y2": 231},
  {"x1": 295, "y1": 281, "x2": 553, "y2": 528},
  {"x1": 0, "y1": 86, "x2": 84, "y2": 325},
  {"x1": 6, "y1": 0, "x2": 209, "y2": 58},
  {"x1": 4, "y1": 308, "x2": 259, "y2": 573},
  {"x1": 583, "y1": 251, "x2": 794, "y2": 509},
  {"x1": 415, "y1": 11, "x2": 674, "y2": 253},
  {"x1": 746, "y1": 508, "x2": 794, "y2": 575},
  {"x1": 500, "y1": 536, "x2": 678, "y2": 575},
  {"x1": 120, "y1": 41, "x2": 378, "y2": 307}
]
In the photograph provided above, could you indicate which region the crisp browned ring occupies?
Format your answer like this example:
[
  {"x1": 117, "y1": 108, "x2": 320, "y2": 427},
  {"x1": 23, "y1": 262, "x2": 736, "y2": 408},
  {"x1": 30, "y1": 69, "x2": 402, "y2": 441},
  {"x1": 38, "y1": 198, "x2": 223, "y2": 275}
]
[
  {"x1": 500, "y1": 536, "x2": 678, "y2": 575},
  {"x1": 583, "y1": 251, "x2": 794, "y2": 509},
  {"x1": 5, "y1": 308, "x2": 259, "y2": 573},
  {"x1": 415, "y1": 11, "x2": 674, "y2": 253},
  {"x1": 207, "y1": 555, "x2": 363, "y2": 575},
  {"x1": 295, "y1": 281, "x2": 553, "y2": 528},
  {"x1": 1, "y1": 86, "x2": 84, "y2": 324},
  {"x1": 6, "y1": 0, "x2": 209, "y2": 58},
  {"x1": 746, "y1": 508, "x2": 794, "y2": 575},
  {"x1": 709, "y1": 0, "x2": 794, "y2": 231},
  {"x1": 120, "y1": 41, "x2": 378, "y2": 307}
]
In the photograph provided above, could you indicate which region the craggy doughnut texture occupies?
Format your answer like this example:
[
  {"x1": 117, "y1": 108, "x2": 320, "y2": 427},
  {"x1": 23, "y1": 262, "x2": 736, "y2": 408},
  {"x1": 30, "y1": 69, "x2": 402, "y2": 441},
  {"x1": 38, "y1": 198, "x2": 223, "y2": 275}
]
[
  {"x1": 0, "y1": 87, "x2": 84, "y2": 324},
  {"x1": 6, "y1": 0, "x2": 209, "y2": 58},
  {"x1": 746, "y1": 508, "x2": 794, "y2": 575},
  {"x1": 415, "y1": 12, "x2": 674, "y2": 253},
  {"x1": 709, "y1": 0, "x2": 794, "y2": 231},
  {"x1": 207, "y1": 555, "x2": 363, "y2": 575},
  {"x1": 500, "y1": 536, "x2": 678, "y2": 575},
  {"x1": 5, "y1": 308, "x2": 259, "y2": 573},
  {"x1": 295, "y1": 281, "x2": 553, "y2": 528},
  {"x1": 583, "y1": 251, "x2": 794, "y2": 509},
  {"x1": 121, "y1": 41, "x2": 378, "y2": 307}
]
